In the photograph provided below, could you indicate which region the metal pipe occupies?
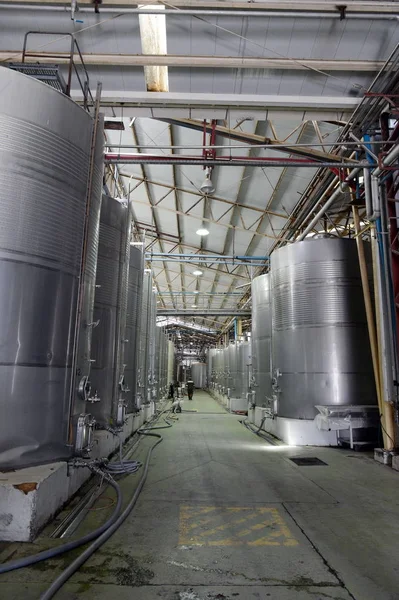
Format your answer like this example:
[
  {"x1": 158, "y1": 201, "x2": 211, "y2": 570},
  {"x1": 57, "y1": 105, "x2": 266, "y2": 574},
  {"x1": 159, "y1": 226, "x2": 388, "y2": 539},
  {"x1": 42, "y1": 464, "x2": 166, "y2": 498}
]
[
  {"x1": 158, "y1": 310, "x2": 251, "y2": 316},
  {"x1": 364, "y1": 167, "x2": 374, "y2": 220},
  {"x1": 146, "y1": 253, "x2": 268, "y2": 259},
  {"x1": 106, "y1": 141, "x2": 397, "y2": 150},
  {"x1": 148, "y1": 258, "x2": 263, "y2": 266},
  {"x1": 373, "y1": 143, "x2": 399, "y2": 178},
  {"x1": 297, "y1": 168, "x2": 362, "y2": 241},
  {"x1": 370, "y1": 175, "x2": 381, "y2": 222},
  {"x1": 105, "y1": 154, "x2": 370, "y2": 168},
  {"x1": 0, "y1": 4, "x2": 398, "y2": 19}
]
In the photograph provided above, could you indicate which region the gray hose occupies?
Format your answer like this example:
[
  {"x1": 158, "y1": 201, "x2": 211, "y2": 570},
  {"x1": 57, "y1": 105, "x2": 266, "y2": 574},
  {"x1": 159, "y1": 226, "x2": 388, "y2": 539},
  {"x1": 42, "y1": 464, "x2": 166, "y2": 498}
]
[
  {"x1": 40, "y1": 431, "x2": 163, "y2": 600},
  {"x1": 104, "y1": 434, "x2": 142, "y2": 476},
  {"x1": 0, "y1": 477, "x2": 122, "y2": 575}
]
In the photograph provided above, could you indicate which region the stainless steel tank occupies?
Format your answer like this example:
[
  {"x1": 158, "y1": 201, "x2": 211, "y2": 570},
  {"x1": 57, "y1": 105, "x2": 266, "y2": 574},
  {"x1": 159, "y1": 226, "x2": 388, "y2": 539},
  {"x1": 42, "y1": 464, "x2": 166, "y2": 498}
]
[
  {"x1": 0, "y1": 68, "x2": 104, "y2": 468},
  {"x1": 90, "y1": 196, "x2": 132, "y2": 426},
  {"x1": 148, "y1": 288, "x2": 157, "y2": 402},
  {"x1": 236, "y1": 341, "x2": 252, "y2": 401},
  {"x1": 138, "y1": 271, "x2": 157, "y2": 404},
  {"x1": 207, "y1": 348, "x2": 216, "y2": 388},
  {"x1": 251, "y1": 274, "x2": 272, "y2": 406},
  {"x1": 271, "y1": 237, "x2": 377, "y2": 419},
  {"x1": 222, "y1": 346, "x2": 229, "y2": 393},
  {"x1": 155, "y1": 327, "x2": 161, "y2": 400},
  {"x1": 138, "y1": 270, "x2": 152, "y2": 406},
  {"x1": 167, "y1": 340, "x2": 175, "y2": 385},
  {"x1": 192, "y1": 363, "x2": 207, "y2": 388},
  {"x1": 123, "y1": 243, "x2": 144, "y2": 414},
  {"x1": 227, "y1": 344, "x2": 238, "y2": 397}
]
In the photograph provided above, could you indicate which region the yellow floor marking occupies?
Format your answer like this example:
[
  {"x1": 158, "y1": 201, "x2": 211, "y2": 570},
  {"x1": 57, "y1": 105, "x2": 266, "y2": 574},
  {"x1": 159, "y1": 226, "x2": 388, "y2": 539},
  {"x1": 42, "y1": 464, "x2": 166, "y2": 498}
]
[{"x1": 179, "y1": 505, "x2": 299, "y2": 547}]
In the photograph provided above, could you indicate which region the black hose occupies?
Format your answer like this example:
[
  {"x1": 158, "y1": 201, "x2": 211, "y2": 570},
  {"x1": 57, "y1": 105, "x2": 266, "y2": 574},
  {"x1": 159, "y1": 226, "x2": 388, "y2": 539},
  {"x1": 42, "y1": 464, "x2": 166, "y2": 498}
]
[
  {"x1": 0, "y1": 407, "x2": 170, "y2": 575},
  {"x1": 242, "y1": 419, "x2": 279, "y2": 446},
  {"x1": 40, "y1": 431, "x2": 163, "y2": 600},
  {"x1": 0, "y1": 478, "x2": 123, "y2": 575}
]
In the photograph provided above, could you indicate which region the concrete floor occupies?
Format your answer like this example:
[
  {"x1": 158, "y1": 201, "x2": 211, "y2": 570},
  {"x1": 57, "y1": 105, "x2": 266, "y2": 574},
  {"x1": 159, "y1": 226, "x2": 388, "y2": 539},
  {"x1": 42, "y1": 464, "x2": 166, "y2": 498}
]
[{"x1": 1, "y1": 392, "x2": 399, "y2": 600}]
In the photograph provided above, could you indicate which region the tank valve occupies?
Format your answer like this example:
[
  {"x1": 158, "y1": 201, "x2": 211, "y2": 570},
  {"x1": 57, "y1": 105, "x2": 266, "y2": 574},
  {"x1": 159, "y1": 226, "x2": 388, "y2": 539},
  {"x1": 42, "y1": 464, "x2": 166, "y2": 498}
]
[{"x1": 87, "y1": 391, "x2": 101, "y2": 404}]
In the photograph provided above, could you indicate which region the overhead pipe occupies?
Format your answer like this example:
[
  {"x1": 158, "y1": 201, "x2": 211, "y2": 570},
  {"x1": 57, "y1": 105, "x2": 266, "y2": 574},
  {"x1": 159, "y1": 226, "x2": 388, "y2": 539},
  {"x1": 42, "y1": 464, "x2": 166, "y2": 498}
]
[
  {"x1": 297, "y1": 168, "x2": 362, "y2": 240},
  {"x1": 298, "y1": 139, "x2": 399, "y2": 239},
  {"x1": 105, "y1": 153, "x2": 371, "y2": 169},
  {"x1": 0, "y1": 4, "x2": 398, "y2": 19},
  {"x1": 145, "y1": 253, "x2": 268, "y2": 259}
]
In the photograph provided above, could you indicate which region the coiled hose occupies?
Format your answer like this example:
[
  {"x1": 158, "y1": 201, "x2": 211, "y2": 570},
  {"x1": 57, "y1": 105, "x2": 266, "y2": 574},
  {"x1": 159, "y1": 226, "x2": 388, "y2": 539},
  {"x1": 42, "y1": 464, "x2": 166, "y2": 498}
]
[
  {"x1": 0, "y1": 475, "x2": 123, "y2": 575},
  {"x1": 40, "y1": 430, "x2": 163, "y2": 600},
  {"x1": 0, "y1": 406, "x2": 172, "y2": 580},
  {"x1": 103, "y1": 433, "x2": 142, "y2": 476}
]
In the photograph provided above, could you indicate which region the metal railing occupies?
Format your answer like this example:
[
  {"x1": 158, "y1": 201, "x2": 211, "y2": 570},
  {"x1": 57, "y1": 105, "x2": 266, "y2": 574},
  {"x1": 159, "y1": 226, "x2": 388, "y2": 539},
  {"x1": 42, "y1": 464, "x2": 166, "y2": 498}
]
[{"x1": 21, "y1": 31, "x2": 94, "y2": 111}]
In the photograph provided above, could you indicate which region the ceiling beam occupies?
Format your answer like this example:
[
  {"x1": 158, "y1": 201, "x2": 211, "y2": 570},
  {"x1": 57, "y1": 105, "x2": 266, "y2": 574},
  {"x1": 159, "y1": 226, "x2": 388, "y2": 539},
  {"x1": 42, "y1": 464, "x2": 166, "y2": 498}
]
[
  {"x1": 72, "y1": 91, "x2": 358, "y2": 117},
  {"x1": 119, "y1": 174, "x2": 290, "y2": 220},
  {"x1": 5, "y1": 52, "x2": 386, "y2": 72},
  {"x1": 158, "y1": 309, "x2": 252, "y2": 317},
  {"x1": 156, "y1": 119, "x2": 356, "y2": 163},
  {"x1": 2, "y1": 0, "x2": 398, "y2": 14}
]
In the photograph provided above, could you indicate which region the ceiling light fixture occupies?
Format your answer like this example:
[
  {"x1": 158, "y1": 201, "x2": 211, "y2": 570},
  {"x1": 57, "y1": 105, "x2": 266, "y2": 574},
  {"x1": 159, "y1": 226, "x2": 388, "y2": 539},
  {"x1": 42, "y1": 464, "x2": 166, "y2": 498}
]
[
  {"x1": 200, "y1": 167, "x2": 215, "y2": 195},
  {"x1": 196, "y1": 227, "x2": 209, "y2": 236},
  {"x1": 193, "y1": 270, "x2": 203, "y2": 276},
  {"x1": 194, "y1": 290, "x2": 199, "y2": 294}
]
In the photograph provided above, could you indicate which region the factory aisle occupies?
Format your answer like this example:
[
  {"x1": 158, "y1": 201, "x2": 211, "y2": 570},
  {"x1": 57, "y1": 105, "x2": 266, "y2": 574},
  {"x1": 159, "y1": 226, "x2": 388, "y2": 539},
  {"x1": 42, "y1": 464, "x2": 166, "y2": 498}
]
[{"x1": 2, "y1": 391, "x2": 399, "y2": 599}]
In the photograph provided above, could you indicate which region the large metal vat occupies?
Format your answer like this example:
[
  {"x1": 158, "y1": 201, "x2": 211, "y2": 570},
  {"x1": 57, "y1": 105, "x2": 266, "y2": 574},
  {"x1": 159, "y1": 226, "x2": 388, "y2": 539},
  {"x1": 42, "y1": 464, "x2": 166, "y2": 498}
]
[
  {"x1": 90, "y1": 196, "x2": 132, "y2": 426},
  {"x1": 222, "y1": 346, "x2": 229, "y2": 393},
  {"x1": 138, "y1": 271, "x2": 157, "y2": 405},
  {"x1": 206, "y1": 348, "x2": 216, "y2": 387},
  {"x1": 251, "y1": 274, "x2": 272, "y2": 406},
  {"x1": 236, "y1": 341, "x2": 252, "y2": 401},
  {"x1": 192, "y1": 363, "x2": 207, "y2": 388},
  {"x1": 271, "y1": 237, "x2": 376, "y2": 419},
  {"x1": 0, "y1": 68, "x2": 104, "y2": 468},
  {"x1": 123, "y1": 244, "x2": 143, "y2": 414},
  {"x1": 227, "y1": 344, "x2": 238, "y2": 396},
  {"x1": 167, "y1": 340, "x2": 175, "y2": 385},
  {"x1": 148, "y1": 288, "x2": 157, "y2": 401}
]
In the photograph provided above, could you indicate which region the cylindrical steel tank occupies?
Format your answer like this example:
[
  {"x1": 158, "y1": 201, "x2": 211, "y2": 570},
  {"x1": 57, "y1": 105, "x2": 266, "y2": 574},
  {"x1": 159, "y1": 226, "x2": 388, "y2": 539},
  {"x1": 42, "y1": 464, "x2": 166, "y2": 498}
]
[
  {"x1": 236, "y1": 341, "x2": 252, "y2": 400},
  {"x1": 148, "y1": 288, "x2": 157, "y2": 402},
  {"x1": 90, "y1": 196, "x2": 132, "y2": 426},
  {"x1": 0, "y1": 68, "x2": 104, "y2": 468},
  {"x1": 192, "y1": 363, "x2": 207, "y2": 388},
  {"x1": 251, "y1": 274, "x2": 272, "y2": 406},
  {"x1": 215, "y1": 348, "x2": 223, "y2": 390},
  {"x1": 227, "y1": 344, "x2": 238, "y2": 397},
  {"x1": 222, "y1": 346, "x2": 229, "y2": 393},
  {"x1": 124, "y1": 244, "x2": 144, "y2": 413},
  {"x1": 138, "y1": 271, "x2": 157, "y2": 404},
  {"x1": 271, "y1": 237, "x2": 376, "y2": 419},
  {"x1": 167, "y1": 340, "x2": 175, "y2": 385},
  {"x1": 138, "y1": 270, "x2": 152, "y2": 406},
  {"x1": 207, "y1": 348, "x2": 217, "y2": 387}
]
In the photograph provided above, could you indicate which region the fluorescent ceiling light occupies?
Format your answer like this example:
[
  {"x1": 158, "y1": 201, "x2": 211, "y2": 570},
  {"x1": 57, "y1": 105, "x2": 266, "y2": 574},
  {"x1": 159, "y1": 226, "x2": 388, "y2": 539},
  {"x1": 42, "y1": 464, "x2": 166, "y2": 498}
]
[
  {"x1": 191, "y1": 304, "x2": 197, "y2": 308},
  {"x1": 193, "y1": 270, "x2": 203, "y2": 276},
  {"x1": 196, "y1": 227, "x2": 209, "y2": 236},
  {"x1": 194, "y1": 290, "x2": 199, "y2": 294}
]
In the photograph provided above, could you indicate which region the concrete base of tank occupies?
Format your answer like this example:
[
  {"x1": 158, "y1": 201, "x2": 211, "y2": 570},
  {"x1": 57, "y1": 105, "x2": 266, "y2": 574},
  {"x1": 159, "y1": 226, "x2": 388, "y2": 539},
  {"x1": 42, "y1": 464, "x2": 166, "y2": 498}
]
[
  {"x1": 0, "y1": 405, "x2": 157, "y2": 543},
  {"x1": 249, "y1": 406, "x2": 338, "y2": 446},
  {"x1": 228, "y1": 397, "x2": 248, "y2": 412}
]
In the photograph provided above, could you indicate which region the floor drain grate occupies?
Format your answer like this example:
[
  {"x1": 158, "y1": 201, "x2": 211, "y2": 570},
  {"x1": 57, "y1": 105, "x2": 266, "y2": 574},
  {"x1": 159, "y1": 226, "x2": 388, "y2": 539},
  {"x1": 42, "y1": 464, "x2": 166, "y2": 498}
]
[{"x1": 289, "y1": 457, "x2": 327, "y2": 466}]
